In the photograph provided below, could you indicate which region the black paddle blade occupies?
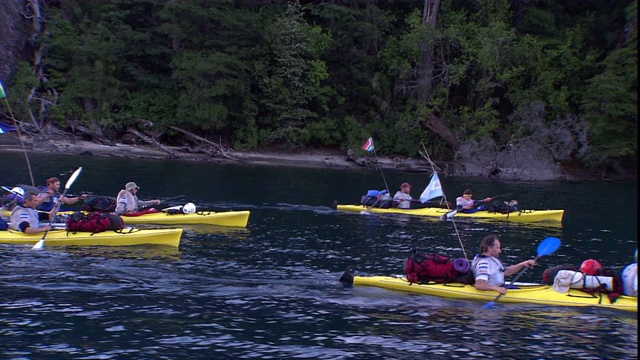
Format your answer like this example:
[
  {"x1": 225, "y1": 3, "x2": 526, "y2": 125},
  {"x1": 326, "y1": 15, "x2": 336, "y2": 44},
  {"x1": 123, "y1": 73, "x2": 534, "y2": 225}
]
[{"x1": 339, "y1": 266, "x2": 354, "y2": 284}]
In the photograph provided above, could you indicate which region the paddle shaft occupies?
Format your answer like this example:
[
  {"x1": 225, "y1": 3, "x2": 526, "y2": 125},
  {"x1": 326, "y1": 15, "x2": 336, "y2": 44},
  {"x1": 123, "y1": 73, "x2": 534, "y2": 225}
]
[
  {"x1": 37, "y1": 187, "x2": 72, "y2": 240},
  {"x1": 445, "y1": 192, "x2": 512, "y2": 219},
  {"x1": 33, "y1": 167, "x2": 82, "y2": 249},
  {"x1": 138, "y1": 195, "x2": 186, "y2": 211},
  {"x1": 487, "y1": 255, "x2": 540, "y2": 305}
]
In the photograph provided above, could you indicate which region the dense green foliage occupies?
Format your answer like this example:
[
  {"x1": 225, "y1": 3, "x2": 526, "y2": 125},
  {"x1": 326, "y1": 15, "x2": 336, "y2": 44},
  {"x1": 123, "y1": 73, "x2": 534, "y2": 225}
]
[{"x1": 1, "y1": 0, "x2": 636, "y2": 170}]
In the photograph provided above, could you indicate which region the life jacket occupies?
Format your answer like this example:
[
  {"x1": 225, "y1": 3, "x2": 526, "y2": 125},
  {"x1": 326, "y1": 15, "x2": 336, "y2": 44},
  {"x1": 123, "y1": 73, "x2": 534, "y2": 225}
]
[
  {"x1": 405, "y1": 250, "x2": 460, "y2": 284},
  {"x1": 66, "y1": 211, "x2": 124, "y2": 233},
  {"x1": 82, "y1": 195, "x2": 117, "y2": 213},
  {"x1": 0, "y1": 217, "x2": 8, "y2": 230}
]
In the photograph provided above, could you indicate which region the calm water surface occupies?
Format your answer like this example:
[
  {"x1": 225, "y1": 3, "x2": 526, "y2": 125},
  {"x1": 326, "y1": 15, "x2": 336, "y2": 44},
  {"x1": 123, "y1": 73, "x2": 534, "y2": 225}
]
[{"x1": 0, "y1": 152, "x2": 637, "y2": 359}]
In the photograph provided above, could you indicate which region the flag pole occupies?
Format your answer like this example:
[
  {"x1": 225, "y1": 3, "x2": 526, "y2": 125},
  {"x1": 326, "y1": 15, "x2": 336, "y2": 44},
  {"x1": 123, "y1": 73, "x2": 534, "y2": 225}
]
[
  {"x1": 372, "y1": 146, "x2": 390, "y2": 193},
  {"x1": 0, "y1": 81, "x2": 35, "y2": 187},
  {"x1": 420, "y1": 143, "x2": 451, "y2": 209},
  {"x1": 420, "y1": 142, "x2": 467, "y2": 260}
]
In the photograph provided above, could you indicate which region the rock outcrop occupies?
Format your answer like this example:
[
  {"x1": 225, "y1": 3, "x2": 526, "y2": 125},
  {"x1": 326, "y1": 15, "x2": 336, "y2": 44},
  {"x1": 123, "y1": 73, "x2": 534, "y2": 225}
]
[{"x1": 0, "y1": 0, "x2": 29, "y2": 83}]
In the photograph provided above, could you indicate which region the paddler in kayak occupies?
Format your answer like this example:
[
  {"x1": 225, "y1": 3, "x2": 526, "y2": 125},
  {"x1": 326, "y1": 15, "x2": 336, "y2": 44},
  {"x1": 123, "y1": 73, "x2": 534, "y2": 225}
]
[
  {"x1": 392, "y1": 182, "x2": 450, "y2": 209},
  {"x1": 10, "y1": 191, "x2": 52, "y2": 234},
  {"x1": 36, "y1": 176, "x2": 88, "y2": 212},
  {"x1": 392, "y1": 183, "x2": 414, "y2": 209},
  {"x1": 456, "y1": 188, "x2": 493, "y2": 213},
  {"x1": 115, "y1": 182, "x2": 161, "y2": 215},
  {"x1": 471, "y1": 234, "x2": 537, "y2": 295},
  {"x1": 392, "y1": 183, "x2": 433, "y2": 209}
]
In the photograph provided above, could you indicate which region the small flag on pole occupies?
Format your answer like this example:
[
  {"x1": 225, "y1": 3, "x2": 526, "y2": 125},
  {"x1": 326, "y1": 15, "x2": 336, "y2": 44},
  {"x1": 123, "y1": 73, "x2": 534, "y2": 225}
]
[
  {"x1": 0, "y1": 80, "x2": 6, "y2": 99},
  {"x1": 420, "y1": 171, "x2": 444, "y2": 203},
  {"x1": 362, "y1": 137, "x2": 374, "y2": 153}
]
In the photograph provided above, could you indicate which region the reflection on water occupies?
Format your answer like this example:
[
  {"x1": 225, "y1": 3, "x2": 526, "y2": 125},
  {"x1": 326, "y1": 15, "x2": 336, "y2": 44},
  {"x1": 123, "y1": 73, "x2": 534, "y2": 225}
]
[
  {"x1": 56, "y1": 245, "x2": 183, "y2": 262},
  {"x1": 340, "y1": 291, "x2": 637, "y2": 359},
  {"x1": 0, "y1": 152, "x2": 636, "y2": 359}
]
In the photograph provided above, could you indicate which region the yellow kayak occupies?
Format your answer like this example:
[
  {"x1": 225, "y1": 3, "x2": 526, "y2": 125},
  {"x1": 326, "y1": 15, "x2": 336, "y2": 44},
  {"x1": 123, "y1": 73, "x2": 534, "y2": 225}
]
[
  {"x1": 352, "y1": 276, "x2": 636, "y2": 312},
  {"x1": 336, "y1": 204, "x2": 564, "y2": 223},
  {"x1": 0, "y1": 228, "x2": 182, "y2": 247},
  {"x1": 120, "y1": 210, "x2": 250, "y2": 227},
  {"x1": 3, "y1": 209, "x2": 250, "y2": 228}
]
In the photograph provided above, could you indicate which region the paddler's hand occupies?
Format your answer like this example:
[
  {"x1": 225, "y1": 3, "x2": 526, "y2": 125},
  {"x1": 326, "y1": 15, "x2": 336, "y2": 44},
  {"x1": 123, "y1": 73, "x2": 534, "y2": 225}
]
[{"x1": 495, "y1": 286, "x2": 507, "y2": 295}]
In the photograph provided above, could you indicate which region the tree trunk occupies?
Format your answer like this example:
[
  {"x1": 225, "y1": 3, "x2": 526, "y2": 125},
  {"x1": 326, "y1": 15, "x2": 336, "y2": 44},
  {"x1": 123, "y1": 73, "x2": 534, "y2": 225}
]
[
  {"x1": 424, "y1": 115, "x2": 461, "y2": 151},
  {"x1": 419, "y1": 1, "x2": 461, "y2": 151},
  {"x1": 417, "y1": 0, "x2": 441, "y2": 103}
]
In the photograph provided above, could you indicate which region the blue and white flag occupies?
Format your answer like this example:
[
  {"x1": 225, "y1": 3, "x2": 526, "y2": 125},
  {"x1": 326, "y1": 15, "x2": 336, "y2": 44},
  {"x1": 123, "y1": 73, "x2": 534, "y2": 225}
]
[{"x1": 420, "y1": 171, "x2": 444, "y2": 203}]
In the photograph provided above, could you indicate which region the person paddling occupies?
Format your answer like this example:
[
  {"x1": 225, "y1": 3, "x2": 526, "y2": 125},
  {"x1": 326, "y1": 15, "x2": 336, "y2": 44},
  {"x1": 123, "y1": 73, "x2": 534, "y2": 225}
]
[
  {"x1": 455, "y1": 188, "x2": 493, "y2": 213},
  {"x1": 392, "y1": 183, "x2": 414, "y2": 209},
  {"x1": 471, "y1": 234, "x2": 537, "y2": 295},
  {"x1": 10, "y1": 192, "x2": 52, "y2": 234},
  {"x1": 36, "y1": 176, "x2": 88, "y2": 212},
  {"x1": 115, "y1": 182, "x2": 161, "y2": 215}
]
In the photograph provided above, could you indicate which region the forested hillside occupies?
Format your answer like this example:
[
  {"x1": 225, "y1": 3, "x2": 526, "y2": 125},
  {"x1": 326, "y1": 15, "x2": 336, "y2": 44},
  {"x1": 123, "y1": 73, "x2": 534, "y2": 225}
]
[{"x1": 0, "y1": 0, "x2": 636, "y2": 178}]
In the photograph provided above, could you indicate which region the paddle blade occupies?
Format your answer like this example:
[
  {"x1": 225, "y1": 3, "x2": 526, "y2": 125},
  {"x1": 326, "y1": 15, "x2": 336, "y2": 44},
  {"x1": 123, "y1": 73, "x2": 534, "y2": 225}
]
[
  {"x1": 444, "y1": 210, "x2": 457, "y2": 219},
  {"x1": 537, "y1": 237, "x2": 561, "y2": 257},
  {"x1": 65, "y1": 167, "x2": 83, "y2": 190},
  {"x1": 32, "y1": 239, "x2": 45, "y2": 250},
  {"x1": 483, "y1": 300, "x2": 496, "y2": 309}
]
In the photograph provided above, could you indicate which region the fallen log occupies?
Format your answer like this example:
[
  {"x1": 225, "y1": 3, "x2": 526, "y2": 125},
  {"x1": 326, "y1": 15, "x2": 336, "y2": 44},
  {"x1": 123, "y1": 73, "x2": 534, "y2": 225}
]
[
  {"x1": 69, "y1": 122, "x2": 112, "y2": 145},
  {"x1": 126, "y1": 128, "x2": 180, "y2": 158},
  {"x1": 168, "y1": 125, "x2": 238, "y2": 161}
]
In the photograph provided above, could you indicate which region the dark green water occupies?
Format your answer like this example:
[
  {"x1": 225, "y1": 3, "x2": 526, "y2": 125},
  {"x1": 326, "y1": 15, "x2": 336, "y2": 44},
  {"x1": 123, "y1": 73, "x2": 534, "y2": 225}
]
[{"x1": 0, "y1": 152, "x2": 637, "y2": 359}]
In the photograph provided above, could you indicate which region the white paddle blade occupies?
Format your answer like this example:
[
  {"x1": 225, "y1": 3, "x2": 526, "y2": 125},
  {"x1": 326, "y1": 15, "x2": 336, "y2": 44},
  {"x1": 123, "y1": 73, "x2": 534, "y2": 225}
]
[
  {"x1": 32, "y1": 166, "x2": 82, "y2": 250},
  {"x1": 65, "y1": 167, "x2": 83, "y2": 189}
]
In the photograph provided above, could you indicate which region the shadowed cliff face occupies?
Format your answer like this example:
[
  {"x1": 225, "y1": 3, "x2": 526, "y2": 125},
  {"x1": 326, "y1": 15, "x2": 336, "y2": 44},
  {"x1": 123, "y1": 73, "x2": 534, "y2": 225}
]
[{"x1": 0, "y1": 0, "x2": 29, "y2": 84}]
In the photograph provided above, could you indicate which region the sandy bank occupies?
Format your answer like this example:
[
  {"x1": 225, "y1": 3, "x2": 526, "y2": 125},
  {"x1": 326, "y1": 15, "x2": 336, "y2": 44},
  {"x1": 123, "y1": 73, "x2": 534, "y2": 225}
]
[{"x1": 0, "y1": 133, "x2": 429, "y2": 172}]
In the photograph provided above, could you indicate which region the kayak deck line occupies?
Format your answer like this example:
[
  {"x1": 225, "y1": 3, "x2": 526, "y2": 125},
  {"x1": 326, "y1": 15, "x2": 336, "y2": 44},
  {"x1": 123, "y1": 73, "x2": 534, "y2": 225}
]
[
  {"x1": 0, "y1": 227, "x2": 183, "y2": 247},
  {"x1": 335, "y1": 204, "x2": 564, "y2": 223},
  {"x1": 120, "y1": 210, "x2": 250, "y2": 227},
  {"x1": 350, "y1": 275, "x2": 636, "y2": 312},
  {"x1": 2, "y1": 209, "x2": 251, "y2": 228}
]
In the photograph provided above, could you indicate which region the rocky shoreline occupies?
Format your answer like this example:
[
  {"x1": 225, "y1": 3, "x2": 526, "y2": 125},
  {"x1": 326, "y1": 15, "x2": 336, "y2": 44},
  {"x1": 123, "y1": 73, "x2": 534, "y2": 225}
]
[
  {"x1": 0, "y1": 132, "x2": 424, "y2": 172},
  {"x1": 0, "y1": 133, "x2": 634, "y2": 181}
]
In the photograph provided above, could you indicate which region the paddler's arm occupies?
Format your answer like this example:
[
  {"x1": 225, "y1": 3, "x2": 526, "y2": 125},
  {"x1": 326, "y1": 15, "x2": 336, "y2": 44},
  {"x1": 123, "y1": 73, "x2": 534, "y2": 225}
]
[
  {"x1": 474, "y1": 279, "x2": 507, "y2": 295},
  {"x1": 504, "y1": 259, "x2": 537, "y2": 277},
  {"x1": 19, "y1": 219, "x2": 51, "y2": 234},
  {"x1": 61, "y1": 194, "x2": 88, "y2": 205}
]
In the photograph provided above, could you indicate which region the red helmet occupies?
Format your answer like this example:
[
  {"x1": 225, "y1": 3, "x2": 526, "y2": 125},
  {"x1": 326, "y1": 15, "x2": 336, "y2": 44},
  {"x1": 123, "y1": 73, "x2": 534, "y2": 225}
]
[{"x1": 580, "y1": 259, "x2": 602, "y2": 275}]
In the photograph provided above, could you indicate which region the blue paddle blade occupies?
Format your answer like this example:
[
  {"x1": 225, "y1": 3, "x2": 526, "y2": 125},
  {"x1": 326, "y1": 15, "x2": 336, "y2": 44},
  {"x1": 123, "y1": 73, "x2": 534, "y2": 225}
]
[
  {"x1": 537, "y1": 236, "x2": 561, "y2": 257},
  {"x1": 483, "y1": 301, "x2": 496, "y2": 309}
]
